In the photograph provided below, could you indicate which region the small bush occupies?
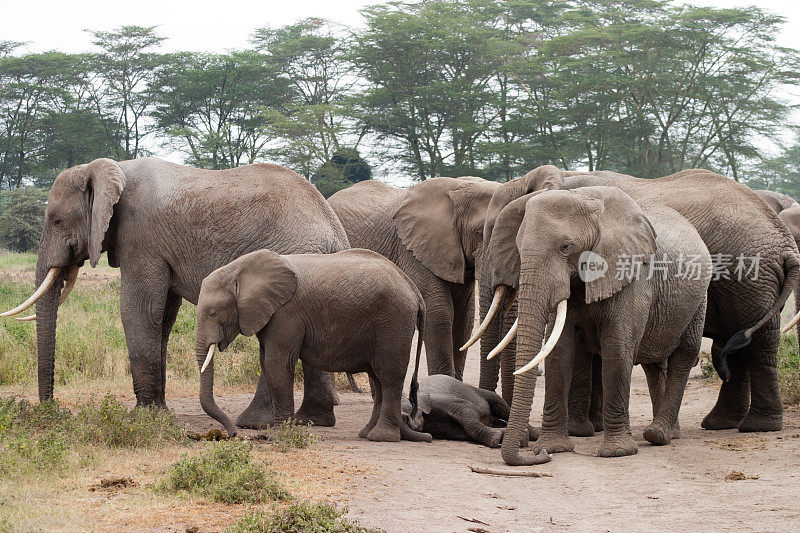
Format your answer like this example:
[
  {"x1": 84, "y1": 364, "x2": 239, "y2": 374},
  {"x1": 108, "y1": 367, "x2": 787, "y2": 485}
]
[
  {"x1": 262, "y1": 420, "x2": 320, "y2": 452},
  {"x1": 74, "y1": 396, "x2": 185, "y2": 448},
  {"x1": 698, "y1": 352, "x2": 717, "y2": 380},
  {"x1": 778, "y1": 334, "x2": 800, "y2": 404},
  {"x1": 227, "y1": 501, "x2": 380, "y2": 533},
  {"x1": 159, "y1": 440, "x2": 291, "y2": 504}
]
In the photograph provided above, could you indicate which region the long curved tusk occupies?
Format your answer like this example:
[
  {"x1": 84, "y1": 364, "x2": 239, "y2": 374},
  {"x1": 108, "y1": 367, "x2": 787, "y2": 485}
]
[
  {"x1": 460, "y1": 286, "x2": 506, "y2": 351},
  {"x1": 486, "y1": 318, "x2": 517, "y2": 360},
  {"x1": 201, "y1": 344, "x2": 216, "y2": 374},
  {"x1": 514, "y1": 300, "x2": 568, "y2": 376},
  {"x1": 16, "y1": 266, "x2": 80, "y2": 321},
  {"x1": 781, "y1": 310, "x2": 800, "y2": 334},
  {"x1": 0, "y1": 268, "x2": 60, "y2": 317}
]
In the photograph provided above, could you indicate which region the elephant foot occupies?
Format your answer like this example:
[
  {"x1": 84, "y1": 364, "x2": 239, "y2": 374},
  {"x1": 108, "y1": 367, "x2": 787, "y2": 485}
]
[
  {"x1": 700, "y1": 409, "x2": 746, "y2": 430},
  {"x1": 598, "y1": 432, "x2": 638, "y2": 457},
  {"x1": 737, "y1": 411, "x2": 782, "y2": 433},
  {"x1": 366, "y1": 420, "x2": 401, "y2": 442},
  {"x1": 294, "y1": 407, "x2": 335, "y2": 428},
  {"x1": 527, "y1": 424, "x2": 541, "y2": 442},
  {"x1": 568, "y1": 418, "x2": 595, "y2": 437},
  {"x1": 643, "y1": 423, "x2": 671, "y2": 446},
  {"x1": 400, "y1": 423, "x2": 432, "y2": 442},
  {"x1": 671, "y1": 421, "x2": 681, "y2": 440},
  {"x1": 502, "y1": 448, "x2": 552, "y2": 466},
  {"x1": 533, "y1": 433, "x2": 574, "y2": 455},
  {"x1": 486, "y1": 428, "x2": 505, "y2": 448},
  {"x1": 589, "y1": 414, "x2": 603, "y2": 432},
  {"x1": 235, "y1": 405, "x2": 275, "y2": 430}
]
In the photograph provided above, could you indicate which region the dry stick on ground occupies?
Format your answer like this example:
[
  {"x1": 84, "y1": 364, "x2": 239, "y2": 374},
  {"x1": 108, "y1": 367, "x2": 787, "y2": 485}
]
[{"x1": 469, "y1": 466, "x2": 553, "y2": 478}]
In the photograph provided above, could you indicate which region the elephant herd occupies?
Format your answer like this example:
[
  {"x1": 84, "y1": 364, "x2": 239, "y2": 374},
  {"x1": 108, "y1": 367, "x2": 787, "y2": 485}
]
[{"x1": 2, "y1": 157, "x2": 799, "y2": 467}]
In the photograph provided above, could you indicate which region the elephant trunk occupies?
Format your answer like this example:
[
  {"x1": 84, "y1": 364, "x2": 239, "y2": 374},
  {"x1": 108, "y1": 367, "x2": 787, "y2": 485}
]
[
  {"x1": 501, "y1": 268, "x2": 551, "y2": 466},
  {"x1": 478, "y1": 265, "x2": 502, "y2": 392},
  {"x1": 34, "y1": 257, "x2": 63, "y2": 402},
  {"x1": 197, "y1": 342, "x2": 237, "y2": 437}
]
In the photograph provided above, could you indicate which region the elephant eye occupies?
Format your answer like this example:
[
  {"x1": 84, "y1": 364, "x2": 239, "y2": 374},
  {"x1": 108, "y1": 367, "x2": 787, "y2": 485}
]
[
  {"x1": 560, "y1": 242, "x2": 572, "y2": 255},
  {"x1": 52, "y1": 218, "x2": 63, "y2": 227},
  {"x1": 209, "y1": 309, "x2": 217, "y2": 318}
]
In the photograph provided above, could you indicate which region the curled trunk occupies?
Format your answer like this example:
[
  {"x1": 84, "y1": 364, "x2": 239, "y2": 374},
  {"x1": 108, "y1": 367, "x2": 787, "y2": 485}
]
[{"x1": 196, "y1": 344, "x2": 237, "y2": 437}]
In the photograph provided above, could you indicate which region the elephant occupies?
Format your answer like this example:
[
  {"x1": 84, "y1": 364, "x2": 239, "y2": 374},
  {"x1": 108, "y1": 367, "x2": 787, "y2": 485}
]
[
  {"x1": 328, "y1": 177, "x2": 500, "y2": 379},
  {"x1": 400, "y1": 374, "x2": 542, "y2": 449},
  {"x1": 194, "y1": 248, "x2": 433, "y2": 443},
  {"x1": 485, "y1": 186, "x2": 711, "y2": 464},
  {"x1": 476, "y1": 165, "x2": 800, "y2": 434},
  {"x1": 1, "y1": 157, "x2": 349, "y2": 430}
]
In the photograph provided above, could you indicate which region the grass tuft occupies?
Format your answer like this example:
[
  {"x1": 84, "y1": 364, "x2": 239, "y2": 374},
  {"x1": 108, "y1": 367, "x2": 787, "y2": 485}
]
[
  {"x1": 227, "y1": 501, "x2": 381, "y2": 533},
  {"x1": 262, "y1": 420, "x2": 320, "y2": 452},
  {"x1": 778, "y1": 334, "x2": 800, "y2": 404},
  {"x1": 159, "y1": 440, "x2": 291, "y2": 504}
]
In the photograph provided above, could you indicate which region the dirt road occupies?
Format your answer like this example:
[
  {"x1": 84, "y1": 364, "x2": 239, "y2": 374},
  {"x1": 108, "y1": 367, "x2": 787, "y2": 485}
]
[{"x1": 174, "y1": 340, "x2": 800, "y2": 533}]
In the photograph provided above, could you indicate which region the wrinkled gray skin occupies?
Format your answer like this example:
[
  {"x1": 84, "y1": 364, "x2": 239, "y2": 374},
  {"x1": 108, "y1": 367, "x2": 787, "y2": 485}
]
[
  {"x1": 487, "y1": 187, "x2": 710, "y2": 464},
  {"x1": 33, "y1": 157, "x2": 348, "y2": 430},
  {"x1": 400, "y1": 374, "x2": 542, "y2": 451},
  {"x1": 328, "y1": 177, "x2": 500, "y2": 379},
  {"x1": 195, "y1": 248, "x2": 432, "y2": 443},
  {"x1": 480, "y1": 166, "x2": 800, "y2": 436},
  {"x1": 754, "y1": 190, "x2": 800, "y2": 354}
]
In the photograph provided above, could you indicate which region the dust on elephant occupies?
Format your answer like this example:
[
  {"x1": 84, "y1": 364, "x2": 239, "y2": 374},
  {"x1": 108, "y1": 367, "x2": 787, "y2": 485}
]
[
  {"x1": 478, "y1": 166, "x2": 800, "y2": 434},
  {"x1": 486, "y1": 187, "x2": 710, "y2": 463},
  {"x1": 400, "y1": 374, "x2": 542, "y2": 450},
  {"x1": 194, "y1": 248, "x2": 432, "y2": 443},
  {"x1": 2, "y1": 157, "x2": 348, "y2": 430},
  {"x1": 328, "y1": 177, "x2": 499, "y2": 379}
]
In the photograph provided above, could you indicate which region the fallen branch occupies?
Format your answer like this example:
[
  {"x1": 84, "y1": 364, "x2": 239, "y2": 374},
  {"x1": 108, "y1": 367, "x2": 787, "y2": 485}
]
[
  {"x1": 469, "y1": 466, "x2": 553, "y2": 478},
  {"x1": 457, "y1": 516, "x2": 490, "y2": 525}
]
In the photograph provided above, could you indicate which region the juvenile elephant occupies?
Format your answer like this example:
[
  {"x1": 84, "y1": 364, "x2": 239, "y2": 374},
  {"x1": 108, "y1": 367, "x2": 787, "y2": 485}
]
[
  {"x1": 401, "y1": 374, "x2": 541, "y2": 449},
  {"x1": 1, "y1": 158, "x2": 348, "y2": 430},
  {"x1": 486, "y1": 187, "x2": 711, "y2": 464},
  {"x1": 328, "y1": 177, "x2": 500, "y2": 379},
  {"x1": 195, "y1": 248, "x2": 432, "y2": 443},
  {"x1": 477, "y1": 166, "x2": 799, "y2": 434}
]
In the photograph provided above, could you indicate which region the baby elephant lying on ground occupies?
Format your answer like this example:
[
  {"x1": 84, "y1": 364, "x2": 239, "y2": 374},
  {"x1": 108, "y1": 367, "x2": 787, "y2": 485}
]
[
  {"x1": 194, "y1": 248, "x2": 432, "y2": 443},
  {"x1": 402, "y1": 375, "x2": 540, "y2": 448}
]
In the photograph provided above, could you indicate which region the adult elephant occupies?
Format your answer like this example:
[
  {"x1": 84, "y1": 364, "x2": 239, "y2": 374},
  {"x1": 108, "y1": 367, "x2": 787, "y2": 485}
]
[
  {"x1": 476, "y1": 165, "x2": 799, "y2": 433},
  {"x1": 1, "y1": 157, "x2": 349, "y2": 429},
  {"x1": 328, "y1": 177, "x2": 500, "y2": 379}
]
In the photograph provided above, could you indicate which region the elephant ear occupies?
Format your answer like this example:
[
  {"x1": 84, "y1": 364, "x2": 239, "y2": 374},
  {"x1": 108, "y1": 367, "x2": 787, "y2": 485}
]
[
  {"x1": 779, "y1": 206, "x2": 800, "y2": 245},
  {"x1": 447, "y1": 178, "x2": 501, "y2": 259},
  {"x1": 484, "y1": 165, "x2": 564, "y2": 247},
  {"x1": 487, "y1": 192, "x2": 541, "y2": 290},
  {"x1": 578, "y1": 186, "x2": 657, "y2": 304},
  {"x1": 84, "y1": 158, "x2": 125, "y2": 267},
  {"x1": 393, "y1": 177, "x2": 470, "y2": 284},
  {"x1": 234, "y1": 250, "x2": 298, "y2": 336}
]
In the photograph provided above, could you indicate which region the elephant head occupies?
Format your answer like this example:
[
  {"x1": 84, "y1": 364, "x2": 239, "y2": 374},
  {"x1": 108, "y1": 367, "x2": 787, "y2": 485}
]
[
  {"x1": 194, "y1": 249, "x2": 297, "y2": 436},
  {"x1": 1, "y1": 158, "x2": 125, "y2": 401},
  {"x1": 393, "y1": 176, "x2": 500, "y2": 284},
  {"x1": 486, "y1": 186, "x2": 656, "y2": 465}
]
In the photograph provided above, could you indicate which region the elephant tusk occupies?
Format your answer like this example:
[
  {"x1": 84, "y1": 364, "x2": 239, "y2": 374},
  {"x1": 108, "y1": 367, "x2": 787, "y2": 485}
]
[
  {"x1": 514, "y1": 300, "x2": 568, "y2": 376},
  {"x1": 201, "y1": 344, "x2": 216, "y2": 374},
  {"x1": 487, "y1": 318, "x2": 517, "y2": 360},
  {"x1": 16, "y1": 266, "x2": 80, "y2": 321},
  {"x1": 781, "y1": 309, "x2": 800, "y2": 334},
  {"x1": 460, "y1": 286, "x2": 506, "y2": 351},
  {"x1": 0, "y1": 268, "x2": 60, "y2": 317}
]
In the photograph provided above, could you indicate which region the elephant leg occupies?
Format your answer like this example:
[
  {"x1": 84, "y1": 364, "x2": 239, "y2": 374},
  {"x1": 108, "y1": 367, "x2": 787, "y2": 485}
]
[
  {"x1": 422, "y1": 288, "x2": 456, "y2": 377},
  {"x1": 260, "y1": 340, "x2": 297, "y2": 425},
  {"x1": 236, "y1": 343, "x2": 275, "y2": 429},
  {"x1": 641, "y1": 362, "x2": 666, "y2": 420},
  {"x1": 567, "y1": 346, "x2": 595, "y2": 437},
  {"x1": 738, "y1": 325, "x2": 783, "y2": 432},
  {"x1": 588, "y1": 353, "x2": 604, "y2": 431},
  {"x1": 451, "y1": 281, "x2": 475, "y2": 381},
  {"x1": 294, "y1": 365, "x2": 336, "y2": 427},
  {"x1": 120, "y1": 271, "x2": 170, "y2": 407},
  {"x1": 157, "y1": 292, "x2": 182, "y2": 409},
  {"x1": 359, "y1": 374, "x2": 382, "y2": 439},
  {"x1": 346, "y1": 373, "x2": 363, "y2": 393},
  {"x1": 701, "y1": 342, "x2": 750, "y2": 430},
  {"x1": 366, "y1": 376, "x2": 402, "y2": 442},
  {"x1": 437, "y1": 397, "x2": 504, "y2": 447}
]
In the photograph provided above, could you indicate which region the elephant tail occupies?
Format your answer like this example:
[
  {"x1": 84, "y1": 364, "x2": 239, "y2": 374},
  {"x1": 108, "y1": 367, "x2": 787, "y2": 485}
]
[
  {"x1": 715, "y1": 249, "x2": 800, "y2": 381},
  {"x1": 409, "y1": 298, "x2": 426, "y2": 415}
]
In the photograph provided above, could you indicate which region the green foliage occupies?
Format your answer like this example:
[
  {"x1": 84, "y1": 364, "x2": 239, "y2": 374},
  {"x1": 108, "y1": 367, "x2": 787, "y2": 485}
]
[
  {"x1": 159, "y1": 440, "x2": 291, "y2": 504},
  {"x1": 227, "y1": 501, "x2": 380, "y2": 533},
  {"x1": 262, "y1": 420, "x2": 320, "y2": 452},
  {"x1": 0, "y1": 396, "x2": 184, "y2": 475},
  {"x1": 0, "y1": 187, "x2": 47, "y2": 251},
  {"x1": 778, "y1": 334, "x2": 800, "y2": 404},
  {"x1": 313, "y1": 148, "x2": 372, "y2": 198}
]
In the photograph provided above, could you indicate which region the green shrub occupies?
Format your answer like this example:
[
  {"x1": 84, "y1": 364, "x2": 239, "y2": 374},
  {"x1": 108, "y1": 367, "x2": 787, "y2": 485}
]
[
  {"x1": 74, "y1": 396, "x2": 185, "y2": 448},
  {"x1": 778, "y1": 334, "x2": 800, "y2": 404},
  {"x1": 159, "y1": 440, "x2": 291, "y2": 504},
  {"x1": 0, "y1": 187, "x2": 48, "y2": 252},
  {"x1": 227, "y1": 501, "x2": 380, "y2": 533},
  {"x1": 262, "y1": 420, "x2": 320, "y2": 452}
]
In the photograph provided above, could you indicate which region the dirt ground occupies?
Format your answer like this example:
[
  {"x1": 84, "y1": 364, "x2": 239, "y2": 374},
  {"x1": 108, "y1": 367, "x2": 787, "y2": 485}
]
[{"x1": 174, "y1": 339, "x2": 800, "y2": 533}]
